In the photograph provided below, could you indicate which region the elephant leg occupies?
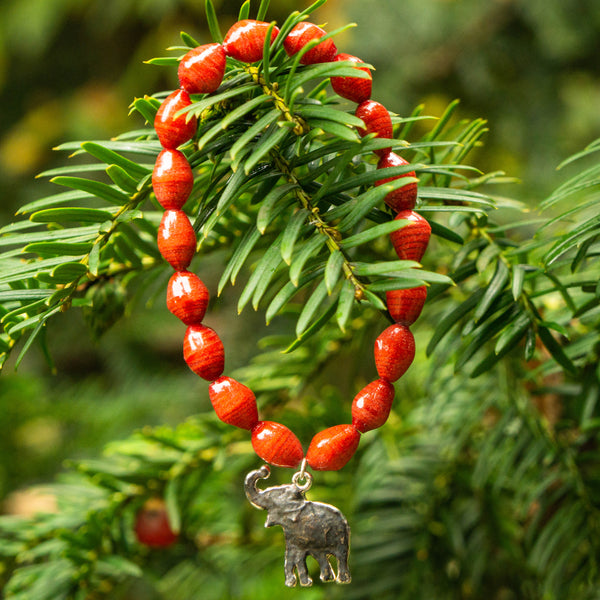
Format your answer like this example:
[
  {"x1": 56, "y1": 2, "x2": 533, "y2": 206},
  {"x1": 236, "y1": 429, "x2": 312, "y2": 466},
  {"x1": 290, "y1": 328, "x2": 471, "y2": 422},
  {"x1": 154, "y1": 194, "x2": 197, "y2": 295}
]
[
  {"x1": 285, "y1": 546, "x2": 312, "y2": 587},
  {"x1": 313, "y1": 552, "x2": 334, "y2": 582},
  {"x1": 333, "y1": 548, "x2": 351, "y2": 584},
  {"x1": 283, "y1": 546, "x2": 297, "y2": 587},
  {"x1": 295, "y1": 553, "x2": 312, "y2": 587}
]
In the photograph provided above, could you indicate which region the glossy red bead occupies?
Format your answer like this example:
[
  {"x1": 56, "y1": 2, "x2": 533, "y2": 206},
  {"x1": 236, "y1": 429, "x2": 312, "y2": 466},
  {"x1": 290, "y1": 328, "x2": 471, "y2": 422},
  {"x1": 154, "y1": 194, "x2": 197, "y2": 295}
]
[
  {"x1": 390, "y1": 210, "x2": 431, "y2": 263},
  {"x1": 134, "y1": 498, "x2": 178, "y2": 548},
  {"x1": 183, "y1": 324, "x2": 224, "y2": 381},
  {"x1": 209, "y1": 376, "x2": 259, "y2": 430},
  {"x1": 152, "y1": 149, "x2": 194, "y2": 210},
  {"x1": 283, "y1": 22, "x2": 337, "y2": 65},
  {"x1": 351, "y1": 379, "x2": 395, "y2": 433},
  {"x1": 306, "y1": 424, "x2": 361, "y2": 471},
  {"x1": 375, "y1": 152, "x2": 418, "y2": 212},
  {"x1": 157, "y1": 210, "x2": 196, "y2": 270},
  {"x1": 154, "y1": 89, "x2": 197, "y2": 149},
  {"x1": 251, "y1": 421, "x2": 304, "y2": 468},
  {"x1": 330, "y1": 53, "x2": 372, "y2": 104},
  {"x1": 166, "y1": 270, "x2": 209, "y2": 325},
  {"x1": 355, "y1": 100, "x2": 393, "y2": 157},
  {"x1": 223, "y1": 20, "x2": 279, "y2": 63},
  {"x1": 374, "y1": 324, "x2": 415, "y2": 382},
  {"x1": 178, "y1": 43, "x2": 226, "y2": 94},
  {"x1": 386, "y1": 286, "x2": 427, "y2": 325}
]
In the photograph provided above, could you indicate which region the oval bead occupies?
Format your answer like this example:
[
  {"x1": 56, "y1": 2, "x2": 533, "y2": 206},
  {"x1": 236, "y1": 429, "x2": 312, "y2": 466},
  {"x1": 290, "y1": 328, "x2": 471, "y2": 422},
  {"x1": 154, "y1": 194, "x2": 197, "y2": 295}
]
[
  {"x1": 355, "y1": 100, "x2": 393, "y2": 157},
  {"x1": 251, "y1": 421, "x2": 304, "y2": 468},
  {"x1": 178, "y1": 43, "x2": 226, "y2": 94},
  {"x1": 223, "y1": 20, "x2": 279, "y2": 63},
  {"x1": 351, "y1": 379, "x2": 395, "y2": 433},
  {"x1": 166, "y1": 270, "x2": 209, "y2": 325},
  {"x1": 154, "y1": 89, "x2": 197, "y2": 150},
  {"x1": 390, "y1": 210, "x2": 431, "y2": 262},
  {"x1": 183, "y1": 324, "x2": 224, "y2": 381},
  {"x1": 283, "y1": 22, "x2": 337, "y2": 65},
  {"x1": 374, "y1": 324, "x2": 415, "y2": 382},
  {"x1": 152, "y1": 149, "x2": 194, "y2": 210},
  {"x1": 386, "y1": 286, "x2": 427, "y2": 325},
  {"x1": 306, "y1": 425, "x2": 361, "y2": 471},
  {"x1": 330, "y1": 53, "x2": 372, "y2": 104},
  {"x1": 209, "y1": 376, "x2": 259, "y2": 430},
  {"x1": 375, "y1": 152, "x2": 418, "y2": 212},
  {"x1": 157, "y1": 210, "x2": 196, "y2": 271}
]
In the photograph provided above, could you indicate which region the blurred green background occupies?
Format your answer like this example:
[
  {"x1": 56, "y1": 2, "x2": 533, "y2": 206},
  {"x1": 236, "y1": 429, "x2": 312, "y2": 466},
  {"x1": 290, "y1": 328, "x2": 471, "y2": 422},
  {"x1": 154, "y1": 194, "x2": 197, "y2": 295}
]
[{"x1": 1, "y1": 0, "x2": 599, "y2": 511}]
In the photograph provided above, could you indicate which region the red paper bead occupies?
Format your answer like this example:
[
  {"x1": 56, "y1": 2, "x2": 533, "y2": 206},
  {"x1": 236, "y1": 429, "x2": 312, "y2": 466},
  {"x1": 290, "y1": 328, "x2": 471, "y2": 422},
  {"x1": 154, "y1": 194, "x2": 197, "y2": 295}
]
[
  {"x1": 351, "y1": 379, "x2": 395, "y2": 433},
  {"x1": 306, "y1": 425, "x2": 361, "y2": 471},
  {"x1": 330, "y1": 53, "x2": 372, "y2": 104},
  {"x1": 386, "y1": 286, "x2": 427, "y2": 325},
  {"x1": 374, "y1": 324, "x2": 415, "y2": 382},
  {"x1": 209, "y1": 376, "x2": 259, "y2": 430},
  {"x1": 157, "y1": 210, "x2": 196, "y2": 271},
  {"x1": 251, "y1": 421, "x2": 304, "y2": 468},
  {"x1": 375, "y1": 152, "x2": 418, "y2": 212},
  {"x1": 390, "y1": 210, "x2": 431, "y2": 262},
  {"x1": 152, "y1": 149, "x2": 194, "y2": 210},
  {"x1": 154, "y1": 89, "x2": 197, "y2": 150},
  {"x1": 183, "y1": 324, "x2": 224, "y2": 381},
  {"x1": 166, "y1": 270, "x2": 209, "y2": 325},
  {"x1": 283, "y1": 22, "x2": 337, "y2": 65},
  {"x1": 355, "y1": 100, "x2": 393, "y2": 157},
  {"x1": 134, "y1": 498, "x2": 178, "y2": 548},
  {"x1": 223, "y1": 20, "x2": 279, "y2": 63},
  {"x1": 178, "y1": 43, "x2": 226, "y2": 94}
]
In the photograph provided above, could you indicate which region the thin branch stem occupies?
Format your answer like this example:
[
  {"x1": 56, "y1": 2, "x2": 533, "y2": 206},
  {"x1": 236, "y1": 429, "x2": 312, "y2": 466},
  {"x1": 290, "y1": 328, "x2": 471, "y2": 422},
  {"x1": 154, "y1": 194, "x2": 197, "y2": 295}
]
[
  {"x1": 246, "y1": 65, "x2": 308, "y2": 135},
  {"x1": 271, "y1": 152, "x2": 366, "y2": 299},
  {"x1": 245, "y1": 65, "x2": 366, "y2": 299}
]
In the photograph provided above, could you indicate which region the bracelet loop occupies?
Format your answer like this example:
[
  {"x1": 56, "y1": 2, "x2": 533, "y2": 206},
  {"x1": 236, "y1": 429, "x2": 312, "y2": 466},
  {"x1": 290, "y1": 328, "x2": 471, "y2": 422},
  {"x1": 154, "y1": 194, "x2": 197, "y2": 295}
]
[{"x1": 154, "y1": 14, "x2": 429, "y2": 472}]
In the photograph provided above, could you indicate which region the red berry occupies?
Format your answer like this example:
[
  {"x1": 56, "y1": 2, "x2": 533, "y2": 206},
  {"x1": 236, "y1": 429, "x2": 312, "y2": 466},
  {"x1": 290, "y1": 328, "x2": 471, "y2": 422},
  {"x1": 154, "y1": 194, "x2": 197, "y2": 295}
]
[
  {"x1": 389, "y1": 210, "x2": 431, "y2": 262},
  {"x1": 134, "y1": 498, "x2": 178, "y2": 548},
  {"x1": 209, "y1": 376, "x2": 259, "y2": 430},
  {"x1": 178, "y1": 43, "x2": 226, "y2": 94},
  {"x1": 306, "y1": 424, "x2": 361, "y2": 471},
  {"x1": 152, "y1": 149, "x2": 194, "y2": 210},
  {"x1": 355, "y1": 100, "x2": 393, "y2": 157},
  {"x1": 386, "y1": 286, "x2": 427, "y2": 325},
  {"x1": 374, "y1": 324, "x2": 415, "y2": 382},
  {"x1": 283, "y1": 22, "x2": 337, "y2": 65},
  {"x1": 223, "y1": 20, "x2": 279, "y2": 63},
  {"x1": 166, "y1": 270, "x2": 209, "y2": 325},
  {"x1": 351, "y1": 379, "x2": 395, "y2": 433},
  {"x1": 376, "y1": 152, "x2": 418, "y2": 212},
  {"x1": 251, "y1": 421, "x2": 304, "y2": 468},
  {"x1": 330, "y1": 53, "x2": 372, "y2": 104},
  {"x1": 157, "y1": 210, "x2": 196, "y2": 271},
  {"x1": 183, "y1": 324, "x2": 225, "y2": 381},
  {"x1": 154, "y1": 89, "x2": 197, "y2": 150}
]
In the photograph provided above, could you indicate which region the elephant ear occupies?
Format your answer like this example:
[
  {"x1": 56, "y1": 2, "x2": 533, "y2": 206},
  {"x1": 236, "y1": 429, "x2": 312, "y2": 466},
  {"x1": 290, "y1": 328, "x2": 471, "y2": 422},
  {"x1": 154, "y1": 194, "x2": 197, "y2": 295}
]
[
  {"x1": 277, "y1": 488, "x2": 306, "y2": 522},
  {"x1": 283, "y1": 504, "x2": 302, "y2": 522},
  {"x1": 284, "y1": 498, "x2": 311, "y2": 523}
]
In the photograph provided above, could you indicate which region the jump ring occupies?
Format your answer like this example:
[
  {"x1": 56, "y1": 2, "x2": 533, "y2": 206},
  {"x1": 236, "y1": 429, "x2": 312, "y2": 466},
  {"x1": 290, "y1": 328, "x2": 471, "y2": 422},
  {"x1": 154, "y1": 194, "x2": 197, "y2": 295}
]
[{"x1": 292, "y1": 460, "x2": 312, "y2": 492}]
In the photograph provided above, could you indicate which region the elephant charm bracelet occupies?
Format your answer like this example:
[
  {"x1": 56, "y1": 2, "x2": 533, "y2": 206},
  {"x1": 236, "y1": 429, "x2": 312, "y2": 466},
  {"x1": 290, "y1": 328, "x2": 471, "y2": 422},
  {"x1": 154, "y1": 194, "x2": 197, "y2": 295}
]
[
  {"x1": 153, "y1": 11, "x2": 430, "y2": 588},
  {"x1": 245, "y1": 464, "x2": 352, "y2": 587}
]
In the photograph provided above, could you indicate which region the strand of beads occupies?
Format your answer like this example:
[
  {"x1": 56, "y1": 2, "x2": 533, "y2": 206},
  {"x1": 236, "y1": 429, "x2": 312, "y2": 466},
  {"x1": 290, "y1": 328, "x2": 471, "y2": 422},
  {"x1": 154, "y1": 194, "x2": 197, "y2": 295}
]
[{"x1": 151, "y1": 18, "x2": 431, "y2": 472}]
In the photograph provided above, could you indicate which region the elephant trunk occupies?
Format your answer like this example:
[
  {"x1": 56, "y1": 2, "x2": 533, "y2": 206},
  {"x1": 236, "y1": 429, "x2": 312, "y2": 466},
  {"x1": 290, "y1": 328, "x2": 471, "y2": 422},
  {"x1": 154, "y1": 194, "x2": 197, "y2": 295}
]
[{"x1": 244, "y1": 465, "x2": 271, "y2": 509}]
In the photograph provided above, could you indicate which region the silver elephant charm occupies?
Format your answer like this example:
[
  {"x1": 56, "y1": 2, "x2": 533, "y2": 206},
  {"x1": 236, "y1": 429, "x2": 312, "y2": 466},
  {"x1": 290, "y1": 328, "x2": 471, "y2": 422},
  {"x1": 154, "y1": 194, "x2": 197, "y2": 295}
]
[{"x1": 244, "y1": 464, "x2": 351, "y2": 587}]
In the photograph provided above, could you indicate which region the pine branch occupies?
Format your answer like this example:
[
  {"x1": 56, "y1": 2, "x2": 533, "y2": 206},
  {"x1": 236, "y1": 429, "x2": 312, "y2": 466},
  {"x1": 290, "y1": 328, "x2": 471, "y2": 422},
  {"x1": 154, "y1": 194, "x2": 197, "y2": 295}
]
[
  {"x1": 1, "y1": 36, "x2": 498, "y2": 369},
  {"x1": 425, "y1": 134, "x2": 600, "y2": 380}
]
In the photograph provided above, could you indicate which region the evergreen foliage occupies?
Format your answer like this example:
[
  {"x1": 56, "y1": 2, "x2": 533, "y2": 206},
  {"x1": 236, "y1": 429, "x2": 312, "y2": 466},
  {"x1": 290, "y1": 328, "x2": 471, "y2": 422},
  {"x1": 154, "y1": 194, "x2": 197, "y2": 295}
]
[{"x1": 0, "y1": 0, "x2": 599, "y2": 598}]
